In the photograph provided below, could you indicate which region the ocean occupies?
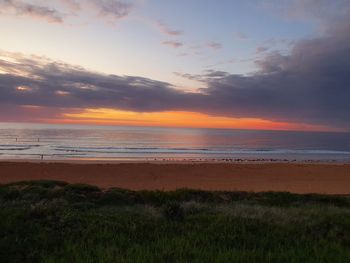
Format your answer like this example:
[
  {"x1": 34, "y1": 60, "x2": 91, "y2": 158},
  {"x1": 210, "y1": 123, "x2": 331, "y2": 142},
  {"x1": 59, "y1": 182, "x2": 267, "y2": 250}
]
[{"x1": 1, "y1": 122, "x2": 350, "y2": 162}]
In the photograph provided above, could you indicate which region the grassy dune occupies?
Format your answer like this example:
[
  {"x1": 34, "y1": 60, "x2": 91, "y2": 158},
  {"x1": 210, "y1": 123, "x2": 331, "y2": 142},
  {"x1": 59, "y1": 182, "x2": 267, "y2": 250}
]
[{"x1": 1, "y1": 180, "x2": 350, "y2": 262}]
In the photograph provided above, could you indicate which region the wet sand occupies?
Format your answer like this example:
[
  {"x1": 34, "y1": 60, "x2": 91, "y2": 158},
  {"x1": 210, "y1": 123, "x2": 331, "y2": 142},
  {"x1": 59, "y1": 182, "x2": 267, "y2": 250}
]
[{"x1": 0, "y1": 161, "x2": 349, "y2": 194}]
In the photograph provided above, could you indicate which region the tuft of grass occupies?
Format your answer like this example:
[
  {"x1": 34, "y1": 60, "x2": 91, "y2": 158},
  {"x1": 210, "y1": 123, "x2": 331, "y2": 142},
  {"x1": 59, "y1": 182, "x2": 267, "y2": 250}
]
[
  {"x1": 6, "y1": 180, "x2": 68, "y2": 189},
  {"x1": 98, "y1": 188, "x2": 134, "y2": 206},
  {"x1": 64, "y1": 183, "x2": 101, "y2": 193},
  {"x1": 0, "y1": 180, "x2": 349, "y2": 262},
  {"x1": 162, "y1": 201, "x2": 185, "y2": 221}
]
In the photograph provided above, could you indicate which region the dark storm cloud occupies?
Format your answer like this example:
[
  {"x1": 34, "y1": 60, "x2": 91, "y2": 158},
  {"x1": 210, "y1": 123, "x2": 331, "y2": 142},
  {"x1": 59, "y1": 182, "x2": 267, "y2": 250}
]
[{"x1": 1, "y1": 12, "x2": 350, "y2": 129}]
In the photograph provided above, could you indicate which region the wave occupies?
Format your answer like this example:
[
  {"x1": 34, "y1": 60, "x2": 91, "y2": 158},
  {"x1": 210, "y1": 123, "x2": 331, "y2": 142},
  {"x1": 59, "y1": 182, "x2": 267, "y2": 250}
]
[
  {"x1": 0, "y1": 144, "x2": 41, "y2": 151},
  {"x1": 54, "y1": 145, "x2": 240, "y2": 155},
  {"x1": 54, "y1": 146, "x2": 211, "y2": 151},
  {"x1": 53, "y1": 146, "x2": 350, "y2": 155}
]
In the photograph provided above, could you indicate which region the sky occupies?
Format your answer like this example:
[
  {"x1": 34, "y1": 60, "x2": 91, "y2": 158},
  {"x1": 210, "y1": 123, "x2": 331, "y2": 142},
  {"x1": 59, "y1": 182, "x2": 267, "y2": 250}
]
[{"x1": 0, "y1": 0, "x2": 350, "y2": 131}]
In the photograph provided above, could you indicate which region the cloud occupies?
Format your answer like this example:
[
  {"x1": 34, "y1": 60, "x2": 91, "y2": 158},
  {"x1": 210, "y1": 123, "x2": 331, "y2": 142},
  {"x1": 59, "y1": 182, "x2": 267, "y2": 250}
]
[
  {"x1": 156, "y1": 20, "x2": 183, "y2": 36},
  {"x1": 1, "y1": 13, "x2": 350, "y2": 130},
  {"x1": 256, "y1": 46, "x2": 268, "y2": 54},
  {"x1": 199, "y1": 25, "x2": 350, "y2": 128},
  {"x1": 87, "y1": 0, "x2": 133, "y2": 22},
  {"x1": 0, "y1": 103, "x2": 67, "y2": 122},
  {"x1": 174, "y1": 70, "x2": 229, "y2": 82},
  {"x1": 162, "y1": 40, "x2": 183, "y2": 48},
  {"x1": 0, "y1": 51, "x2": 194, "y2": 112},
  {"x1": 207, "y1": 41, "x2": 222, "y2": 50},
  {"x1": 173, "y1": 72, "x2": 201, "y2": 82},
  {"x1": 0, "y1": 0, "x2": 64, "y2": 23},
  {"x1": 184, "y1": 41, "x2": 222, "y2": 57},
  {"x1": 59, "y1": 0, "x2": 80, "y2": 12},
  {"x1": 0, "y1": 0, "x2": 134, "y2": 24}
]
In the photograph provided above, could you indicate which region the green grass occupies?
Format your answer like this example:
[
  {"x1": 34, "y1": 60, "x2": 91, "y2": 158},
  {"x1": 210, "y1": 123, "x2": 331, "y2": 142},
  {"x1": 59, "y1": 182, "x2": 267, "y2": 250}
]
[{"x1": 0, "y1": 180, "x2": 349, "y2": 262}]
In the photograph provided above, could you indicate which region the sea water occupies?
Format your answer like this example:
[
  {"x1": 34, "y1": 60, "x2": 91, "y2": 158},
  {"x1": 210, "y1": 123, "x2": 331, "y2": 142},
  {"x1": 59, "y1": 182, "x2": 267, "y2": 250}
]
[{"x1": 1, "y1": 122, "x2": 350, "y2": 162}]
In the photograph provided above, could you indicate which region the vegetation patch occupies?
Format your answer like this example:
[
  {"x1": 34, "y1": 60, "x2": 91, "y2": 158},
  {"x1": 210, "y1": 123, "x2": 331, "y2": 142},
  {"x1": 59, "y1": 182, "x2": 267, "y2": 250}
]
[{"x1": 0, "y1": 180, "x2": 349, "y2": 262}]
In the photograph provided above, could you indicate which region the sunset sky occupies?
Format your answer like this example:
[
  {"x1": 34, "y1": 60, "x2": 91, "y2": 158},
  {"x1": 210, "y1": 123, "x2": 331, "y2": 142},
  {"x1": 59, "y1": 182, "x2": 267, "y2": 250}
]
[{"x1": 0, "y1": 0, "x2": 350, "y2": 131}]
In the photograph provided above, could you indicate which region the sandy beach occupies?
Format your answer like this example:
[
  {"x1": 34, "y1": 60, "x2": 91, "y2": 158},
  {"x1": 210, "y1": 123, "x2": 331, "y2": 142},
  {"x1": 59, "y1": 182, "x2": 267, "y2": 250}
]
[{"x1": 0, "y1": 161, "x2": 349, "y2": 194}]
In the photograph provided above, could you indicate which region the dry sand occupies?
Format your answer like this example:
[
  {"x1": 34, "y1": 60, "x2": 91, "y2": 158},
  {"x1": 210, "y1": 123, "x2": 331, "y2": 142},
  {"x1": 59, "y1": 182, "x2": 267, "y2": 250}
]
[{"x1": 0, "y1": 161, "x2": 349, "y2": 194}]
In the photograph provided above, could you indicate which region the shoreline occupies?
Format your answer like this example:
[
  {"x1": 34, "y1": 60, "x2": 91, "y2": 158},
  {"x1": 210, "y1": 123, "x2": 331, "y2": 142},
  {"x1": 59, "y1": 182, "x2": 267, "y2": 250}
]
[
  {"x1": 1, "y1": 161, "x2": 350, "y2": 194},
  {"x1": 0, "y1": 157, "x2": 349, "y2": 164}
]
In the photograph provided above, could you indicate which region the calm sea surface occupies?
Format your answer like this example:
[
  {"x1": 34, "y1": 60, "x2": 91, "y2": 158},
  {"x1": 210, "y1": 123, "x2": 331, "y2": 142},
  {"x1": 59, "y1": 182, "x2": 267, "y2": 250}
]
[{"x1": 1, "y1": 122, "x2": 350, "y2": 162}]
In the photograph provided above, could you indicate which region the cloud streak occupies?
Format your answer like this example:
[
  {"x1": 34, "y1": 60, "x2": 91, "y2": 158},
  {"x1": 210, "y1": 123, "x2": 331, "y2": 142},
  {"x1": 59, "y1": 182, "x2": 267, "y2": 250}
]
[
  {"x1": 162, "y1": 40, "x2": 183, "y2": 48},
  {"x1": 0, "y1": 0, "x2": 134, "y2": 23},
  {"x1": 88, "y1": 0, "x2": 133, "y2": 22},
  {"x1": 0, "y1": 0, "x2": 64, "y2": 23},
  {"x1": 207, "y1": 42, "x2": 222, "y2": 50},
  {"x1": 156, "y1": 20, "x2": 183, "y2": 36}
]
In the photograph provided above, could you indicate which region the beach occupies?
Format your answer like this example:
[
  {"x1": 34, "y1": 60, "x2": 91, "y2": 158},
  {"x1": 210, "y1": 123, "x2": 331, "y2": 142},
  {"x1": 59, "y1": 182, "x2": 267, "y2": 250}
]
[{"x1": 0, "y1": 161, "x2": 349, "y2": 194}]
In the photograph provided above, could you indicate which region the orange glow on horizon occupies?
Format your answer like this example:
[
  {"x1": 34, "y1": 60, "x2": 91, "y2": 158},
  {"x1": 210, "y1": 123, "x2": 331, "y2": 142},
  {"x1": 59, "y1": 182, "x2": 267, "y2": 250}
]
[{"x1": 49, "y1": 108, "x2": 334, "y2": 131}]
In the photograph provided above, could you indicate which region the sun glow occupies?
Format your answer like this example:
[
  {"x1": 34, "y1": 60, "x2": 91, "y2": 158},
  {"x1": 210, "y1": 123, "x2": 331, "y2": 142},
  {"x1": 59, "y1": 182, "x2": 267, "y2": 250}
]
[{"x1": 59, "y1": 108, "x2": 330, "y2": 131}]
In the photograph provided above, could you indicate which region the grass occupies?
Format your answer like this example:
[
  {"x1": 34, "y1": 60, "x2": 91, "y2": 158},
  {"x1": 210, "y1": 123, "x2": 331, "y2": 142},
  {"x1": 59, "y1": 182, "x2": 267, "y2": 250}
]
[{"x1": 0, "y1": 180, "x2": 349, "y2": 262}]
